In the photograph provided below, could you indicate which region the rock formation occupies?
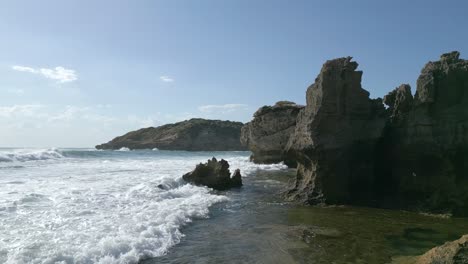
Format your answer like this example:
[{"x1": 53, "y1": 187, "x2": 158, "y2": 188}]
[
  {"x1": 284, "y1": 57, "x2": 387, "y2": 206},
  {"x1": 182, "y1": 158, "x2": 243, "y2": 190},
  {"x1": 96, "y1": 118, "x2": 247, "y2": 151},
  {"x1": 282, "y1": 51, "x2": 468, "y2": 216},
  {"x1": 240, "y1": 101, "x2": 303, "y2": 166},
  {"x1": 378, "y1": 51, "x2": 468, "y2": 215}
]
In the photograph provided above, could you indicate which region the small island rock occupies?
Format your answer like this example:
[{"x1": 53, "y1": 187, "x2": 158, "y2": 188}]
[{"x1": 183, "y1": 158, "x2": 242, "y2": 190}]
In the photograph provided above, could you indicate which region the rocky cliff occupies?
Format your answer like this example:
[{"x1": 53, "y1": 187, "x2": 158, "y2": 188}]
[
  {"x1": 284, "y1": 57, "x2": 387, "y2": 206},
  {"x1": 96, "y1": 118, "x2": 247, "y2": 151},
  {"x1": 378, "y1": 51, "x2": 468, "y2": 215},
  {"x1": 281, "y1": 52, "x2": 468, "y2": 216},
  {"x1": 240, "y1": 101, "x2": 303, "y2": 166}
]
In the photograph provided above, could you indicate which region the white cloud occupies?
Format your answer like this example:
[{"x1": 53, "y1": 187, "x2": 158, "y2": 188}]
[
  {"x1": 160, "y1": 76, "x2": 174, "y2": 82},
  {"x1": 198, "y1": 104, "x2": 248, "y2": 114},
  {"x1": 12, "y1": 65, "x2": 78, "y2": 83},
  {"x1": 12, "y1": 65, "x2": 37, "y2": 73},
  {"x1": 40, "y1": 67, "x2": 77, "y2": 83}
]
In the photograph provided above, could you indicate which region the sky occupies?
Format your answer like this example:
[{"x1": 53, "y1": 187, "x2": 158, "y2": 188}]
[{"x1": 1, "y1": 0, "x2": 467, "y2": 147}]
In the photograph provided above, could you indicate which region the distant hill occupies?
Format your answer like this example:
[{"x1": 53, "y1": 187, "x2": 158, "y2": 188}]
[{"x1": 95, "y1": 118, "x2": 247, "y2": 151}]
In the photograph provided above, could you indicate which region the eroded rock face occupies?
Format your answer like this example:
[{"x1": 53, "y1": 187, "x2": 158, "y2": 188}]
[
  {"x1": 379, "y1": 51, "x2": 468, "y2": 215},
  {"x1": 283, "y1": 52, "x2": 468, "y2": 216},
  {"x1": 95, "y1": 118, "x2": 246, "y2": 151},
  {"x1": 383, "y1": 84, "x2": 413, "y2": 124},
  {"x1": 182, "y1": 158, "x2": 242, "y2": 190},
  {"x1": 240, "y1": 101, "x2": 304, "y2": 166},
  {"x1": 284, "y1": 57, "x2": 387, "y2": 205}
]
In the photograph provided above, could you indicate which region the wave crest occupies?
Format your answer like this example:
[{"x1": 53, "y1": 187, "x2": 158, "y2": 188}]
[{"x1": 0, "y1": 148, "x2": 64, "y2": 162}]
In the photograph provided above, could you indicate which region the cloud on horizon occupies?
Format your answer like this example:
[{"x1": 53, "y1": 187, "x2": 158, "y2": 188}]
[{"x1": 12, "y1": 65, "x2": 78, "y2": 83}]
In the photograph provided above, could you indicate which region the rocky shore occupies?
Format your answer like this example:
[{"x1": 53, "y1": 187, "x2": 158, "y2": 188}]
[
  {"x1": 243, "y1": 51, "x2": 468, "y2": 217},
  {"x1": 96, "y1": 118, "x2": 246, "y2": 151}
]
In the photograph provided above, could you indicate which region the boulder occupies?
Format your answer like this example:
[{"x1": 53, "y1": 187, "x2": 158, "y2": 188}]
[
  {"x1": 240, "y1": 101, "x2": 304, "y2": 166},
  {"x1": 96, "y1": 118, "x2": 247, "y2": 151},
  {"x1": 182, "y1": 158, "x2": 242, "y2": 190}
]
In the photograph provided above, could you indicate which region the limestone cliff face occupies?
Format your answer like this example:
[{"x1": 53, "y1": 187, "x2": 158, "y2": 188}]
[
  {"x1": 379, "y1": 51, "x2": 468, "y2": 215},
  {"x1": 283, "y1": 52, "x2": 468, "y2": 216},
  {"x1": 240, "y1": 101, "x2": 303, "y2": 166},
  {"x1": 284, "y1": 57, "x2": 387, "y2": 205},
  {"x1": 96, "y1": 118, "x2": 246, "y2": 151}
]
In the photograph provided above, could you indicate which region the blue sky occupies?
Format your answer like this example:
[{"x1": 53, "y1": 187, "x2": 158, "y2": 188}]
[{"x1": 1, "y1": 0, "x2": 467, "y2": 147}]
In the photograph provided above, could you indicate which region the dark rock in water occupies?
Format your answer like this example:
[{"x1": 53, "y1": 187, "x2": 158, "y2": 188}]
[
  {"x1": 231, "y1": 169, "x2": 242, "y2": 188},
  {"x1": 284, "y1": 57, "x2": 387, "y2": 206},
  {"x1": 241, "y1": 101, "x2": 304, "y2": 166},
  {"x1": 182, "y1": 158, "x2": 242, "y2": 190},
  {"x1": 95, "y1": 118, "x2": 246, "y2": 151}
]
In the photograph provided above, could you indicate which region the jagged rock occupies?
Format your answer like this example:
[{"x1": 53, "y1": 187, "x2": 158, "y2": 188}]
[
  {"x1": 384, "y1": 84, "x2": 413, "y2": 124},
  {"x1": 95, "y1": 118, "x2": 246, "y2": 151},
  {"x1": 379, "y1": 51, "x2": 468, "y2": 216},
  {"x1": 240, "y1": 101, "x2": 303, "y2": 166},
  {"x1": 281, "y1": 52, "x2": 468, "y2": 216},
  {"x1": 284, "y1": 57, "x2": 387, "y2": 205},
  {"x1": 182, "y1": 158, "x2": 242, "y2": 190}
]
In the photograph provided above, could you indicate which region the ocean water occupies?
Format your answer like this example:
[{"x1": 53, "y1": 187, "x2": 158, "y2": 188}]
[
  {"x1": 2, "y1": 148, "x2": 468, "y2": 264},
  {"x1": 0, "y1": 148, "x2": 287, "y2": 264}
]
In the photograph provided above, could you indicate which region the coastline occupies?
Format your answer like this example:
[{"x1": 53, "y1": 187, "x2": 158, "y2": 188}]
[{"x1": 143, "y1": 168, "x2": 468, "y2": 264}]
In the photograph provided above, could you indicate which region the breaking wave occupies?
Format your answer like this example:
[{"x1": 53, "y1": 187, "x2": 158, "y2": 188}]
[{"x1": 0, "y1": 148, "x2": 64, "y2": 162}]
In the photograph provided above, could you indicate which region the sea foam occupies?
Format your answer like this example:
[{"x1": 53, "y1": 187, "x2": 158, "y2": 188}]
[
  {"x1": 0, "y1": 148, "x2": 63, "y2": 162},
  {"x1": 0, "y1": 150, "x2": 286, "y2": 263}
]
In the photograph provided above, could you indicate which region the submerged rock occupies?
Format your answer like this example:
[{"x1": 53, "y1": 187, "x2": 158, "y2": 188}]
[
  {"x1": 95, "y1": 118, "x2": 246, "y2": 151},
  {"x1": 241, "y1": 101, "x2": 303, "y2": 166},
  {"x1": 182, "y1": 158, "x2": 242, "y2": 190}
]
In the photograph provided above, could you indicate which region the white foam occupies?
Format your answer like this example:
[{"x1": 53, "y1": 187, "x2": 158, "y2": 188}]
[
  {"x1": 0, "y1": 150, "x2": 286, "y2": 263},
  {"x1": 152, "y1": 148, "x2": 159, "y2": 151},
  {"x1": 225, "y1": 156, "x2": 288, "y2": 176},
  {"x1": 0, "y1": 148, "x2": 64, "y2": 162},
  {"x1": 117, "y1": 147, "x2": 130, "y2": 151}
]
